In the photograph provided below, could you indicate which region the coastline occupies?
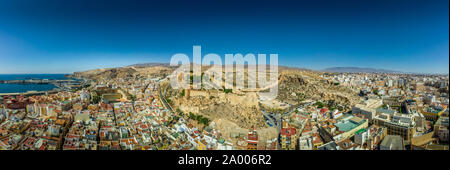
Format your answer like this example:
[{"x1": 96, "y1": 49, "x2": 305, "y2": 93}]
[{"x1": 0, "y1": 74, "x2": 74, "y2": 95}]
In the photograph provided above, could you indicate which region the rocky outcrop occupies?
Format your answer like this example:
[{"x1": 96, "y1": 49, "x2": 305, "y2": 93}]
[
  {"x1": 277, "y1": 71, "x2": 360, "y2": 111},
  {"x1": 72, "y1": 67, "x2": 136, "y2": 80},
  {"x1": 72, "y1": 65, "x2": 176, "y2": 80},
  {"x1": 172, "y1": 90, "x2": 265, "y2": 129}
]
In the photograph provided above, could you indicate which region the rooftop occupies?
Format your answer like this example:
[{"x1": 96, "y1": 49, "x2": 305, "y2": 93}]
[
  {"x1": 380, "y1": 135, "x2": 404, "y2": 150},
  {"x1": 355, "y1": 128, "x2": 367, "y2": 135},
  {"x1": 376, "y1": 108, "x2": 396, "y2": 115},
  {"x1": 335, "y1": 121, "x2": 359, "y2": 132}
]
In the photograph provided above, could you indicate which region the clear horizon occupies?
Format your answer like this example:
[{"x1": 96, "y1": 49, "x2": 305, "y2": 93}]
[
  {"x1": 0, "y1": 0, "x2": 448, "y2": 74},
  {"x1": 0, "y1": 64, "x2": 448, "y2": 75}
]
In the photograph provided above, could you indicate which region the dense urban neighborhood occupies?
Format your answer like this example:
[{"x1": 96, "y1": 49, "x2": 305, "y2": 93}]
[{"x1": 1, "y1": 65, "x2": 448, "y2": 150}]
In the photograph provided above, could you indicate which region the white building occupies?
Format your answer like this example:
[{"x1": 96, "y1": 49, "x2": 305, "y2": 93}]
[
  {"x1": 299, "y1": 135, "x2": 313, "y2": 150},
  {"x1": 332, "y1": 110, "x2": 343, "y2": 119},
  {"x1": 217, "y1": 142, "x2": 233, "y2": 150},
  {"x1": 352, "y1": 98, "x2": 383, "y2": 121},
  {"x1": 354, "y1": 128, "x2": 369, "y2": 145}
]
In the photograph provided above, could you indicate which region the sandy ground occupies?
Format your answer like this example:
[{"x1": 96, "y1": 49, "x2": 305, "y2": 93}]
[{"x1": 213, "y1": 118, "x2": 278, "y2": 149}]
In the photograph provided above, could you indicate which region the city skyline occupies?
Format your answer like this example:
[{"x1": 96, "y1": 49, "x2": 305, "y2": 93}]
[
  {"x1": 0, "y1": 0, "x2": 449, "y2": 74},
  {"x1": 1, "y1": 1, "x2": 449, "y2": 168}
]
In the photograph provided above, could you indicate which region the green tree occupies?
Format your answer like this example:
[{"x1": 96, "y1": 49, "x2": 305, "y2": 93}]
[
  {"x1": 373, "y1": 89, "x2": 379, "y2": 94},
  {"x1": 315, "y1": 101, "x2": 324, "y2": 108},
  {"x1": 130, "y1": 95, "x2": 136, "y2": 101},
  {"x1": 166, "y1": 98, "x2": 173, "y2": 105},
  {"x1": 223, "y1": 89, "x2": 232, "y2": 93},
  {"x1": 92, "y1": 95, "x2": 101, "y2": 104},
  {"x1": 189, "y1": 112, "x2": 195, "y2": 119},
  {"x1": 201, "y1": 117, "x2": 210, "y2": 125}
]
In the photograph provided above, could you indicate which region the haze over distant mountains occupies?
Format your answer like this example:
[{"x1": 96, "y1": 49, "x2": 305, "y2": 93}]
[
  {"x1": 127, "y1": 62, "x2": 307, "y2": 70},
  {"x1": 126, "y1": 63, "x2": 449, "y2": 75},
  {"x1": 128, "y1": 63, "x2": 171, "y2": 68},
  {"x1": 322, "y1": 67, "x2": 402, "y2": 73}
]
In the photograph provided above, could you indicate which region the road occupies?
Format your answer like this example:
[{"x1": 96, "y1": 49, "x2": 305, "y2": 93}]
[
  {"x1": 158, "y1": 83, "x2": 174, "y2": 113},
  {"x1": 262, "y1": 102, "x2": 313, "y2": 133},
  {"x1": 261, "y1": 109, "x2": 282, "y2": 133}
]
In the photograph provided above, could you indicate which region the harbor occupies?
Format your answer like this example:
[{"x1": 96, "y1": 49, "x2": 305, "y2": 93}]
[{"x1": 0, "y1": 77, "x2": 85, "y2": 96}]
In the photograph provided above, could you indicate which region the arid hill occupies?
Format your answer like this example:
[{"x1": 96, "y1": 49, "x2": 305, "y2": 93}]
[
  {"x1": 277, "y1": 70, "x2": 360, "y2": 111},
  {"x1": 72, "y1": 63, "x2": 359, "y2": 130},
  {"x1": 72, "y1": 65, "x2": 176, "y2": 80}
]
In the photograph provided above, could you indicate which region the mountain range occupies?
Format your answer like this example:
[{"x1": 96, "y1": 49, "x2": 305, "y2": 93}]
[
  {"x1": 127, "y1": 63, "x2": 408, "y2": 74},
  {"x1": 322, "y1": 67, "x2": 403, "y2": 73}
]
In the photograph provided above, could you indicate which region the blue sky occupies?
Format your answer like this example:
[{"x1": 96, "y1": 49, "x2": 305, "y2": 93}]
[{"x1": 0, "y1": 0, "x2": 448, "y2": 74}]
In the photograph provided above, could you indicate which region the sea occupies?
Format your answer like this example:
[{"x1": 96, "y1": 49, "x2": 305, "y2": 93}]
[{"x1": 0, "y1": 74, "x2": 69, "y2": 93}]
